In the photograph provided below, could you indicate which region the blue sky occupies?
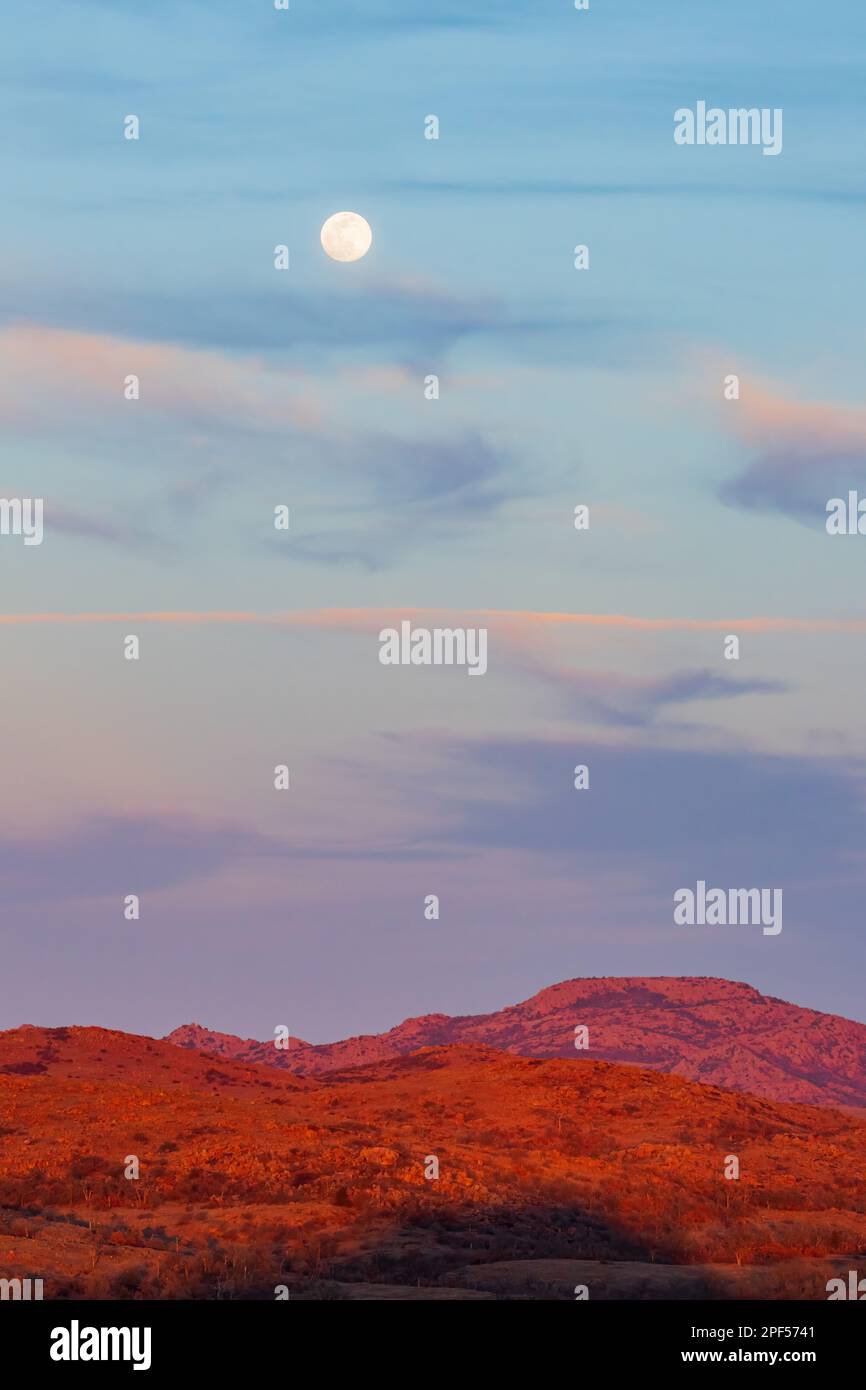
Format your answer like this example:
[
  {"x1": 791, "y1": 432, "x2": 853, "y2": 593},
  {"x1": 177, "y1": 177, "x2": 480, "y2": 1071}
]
[{"x1": 2, "y1": 0, "x2": 866, "y2": 1041}]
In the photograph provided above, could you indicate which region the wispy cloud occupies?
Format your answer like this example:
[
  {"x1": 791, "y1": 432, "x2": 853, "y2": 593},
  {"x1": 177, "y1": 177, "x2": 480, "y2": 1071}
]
[
  {"x1": 0, "y1": 324, "x2": 522, "y2": 565},
  {"x1": 0, "y1": 607, "x2": 863, "y2": 635},
  {"x1": 0, "y1": 323, "x2": 322, "y2": 435},
  {"x1": 0, "y1": 276, "x2": 503, "y2": 361},
  {"x1": 48, "y1": 504, "x2": 156, "y2": 549},
  {"x1": 422, "y1": 734, "x2": 866, "y2": 887},
  {"x1": 382, "y1": 178, "x2": 866, "y2": 205},
  {"x1": 0, "y1": 814, "x2": 279, "y2": 903},
  {"x1": 718, "y1": 377, "x2": 866, "y2": 521},
  {"x1": 534, "y1": 666, "x2": 789, "y2": 728},
  {"x1": 282, "y1": 430, "x2": 517, "y2": 569}
]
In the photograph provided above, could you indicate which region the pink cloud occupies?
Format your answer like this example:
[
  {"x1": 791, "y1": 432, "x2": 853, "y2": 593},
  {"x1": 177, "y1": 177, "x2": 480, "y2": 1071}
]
[
  {"x1": 0, "y1": 322, "x2": 323, "y2": 433},
  {"x1": 697, "y1": 360, "x2": 866, "y2": 518},
  {"x1": 0, "y1": 607, "x2": 862, "y2": 635}
]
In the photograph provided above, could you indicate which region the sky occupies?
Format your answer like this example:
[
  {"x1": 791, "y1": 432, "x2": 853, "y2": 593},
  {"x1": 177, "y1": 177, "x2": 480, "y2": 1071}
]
[{"x1": 2, "y1": 0, "x2": 866, "y2": 1042}]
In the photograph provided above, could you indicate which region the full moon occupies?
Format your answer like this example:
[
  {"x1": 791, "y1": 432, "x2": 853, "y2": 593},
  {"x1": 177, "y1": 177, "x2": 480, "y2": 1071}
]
[{"x1": 320, "y1": 211, "x2": 373, "y2": 263}]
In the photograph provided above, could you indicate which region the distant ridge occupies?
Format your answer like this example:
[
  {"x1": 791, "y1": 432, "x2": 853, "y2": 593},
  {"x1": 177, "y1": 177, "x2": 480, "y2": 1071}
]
[{"x1": 165, "y1": 975, "x2": 866, "y2": 1109}]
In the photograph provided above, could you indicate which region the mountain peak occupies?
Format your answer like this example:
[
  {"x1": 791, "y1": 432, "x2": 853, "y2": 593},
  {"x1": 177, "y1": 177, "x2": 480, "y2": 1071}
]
[{"x1": 163, "y1": 975, "x2": 866, "y2": 1108}]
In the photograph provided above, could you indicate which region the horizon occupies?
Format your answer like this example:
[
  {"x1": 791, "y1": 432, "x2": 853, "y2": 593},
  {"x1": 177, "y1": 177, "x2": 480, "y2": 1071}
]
[{"x1": 5, "y1": 971, "x2": 864, "y2": 1045}]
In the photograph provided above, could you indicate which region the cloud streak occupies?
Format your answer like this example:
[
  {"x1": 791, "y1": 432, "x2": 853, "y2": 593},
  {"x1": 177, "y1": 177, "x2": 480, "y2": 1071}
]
[
  {"x1": 534, "y1": 666, "x2": 789, "y2": 728},
  {"x1": 0, "y1": 608, "x2": 863, "y2": 634},
  {"x1": 282, "y1": 431, "x2": 517, "y2": 569},
  {"x1": 0, "y1": 814, "x2": 279, "y2": 903},
  {"x1": 0, "y1": 275, "x2": 503, "y2": 361},
  {"x1": 0, "y1": 323, "x2": 322, "y2": 435},
  {"x1": 424, "y1": 735, "x2": 866, "y2": 889},
  {"x1": 719, "y1": 378, "x2": 866, "y2": 521}
]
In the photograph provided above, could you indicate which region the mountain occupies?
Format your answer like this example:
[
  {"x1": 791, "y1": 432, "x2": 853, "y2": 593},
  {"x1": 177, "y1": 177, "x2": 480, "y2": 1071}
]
[
  {"x1": 165, "y1": 976, "x2": 866, "y2": 1109},
  {"x1": 2, "y1": 1023, "x2": 865, "y2": 1300}
]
